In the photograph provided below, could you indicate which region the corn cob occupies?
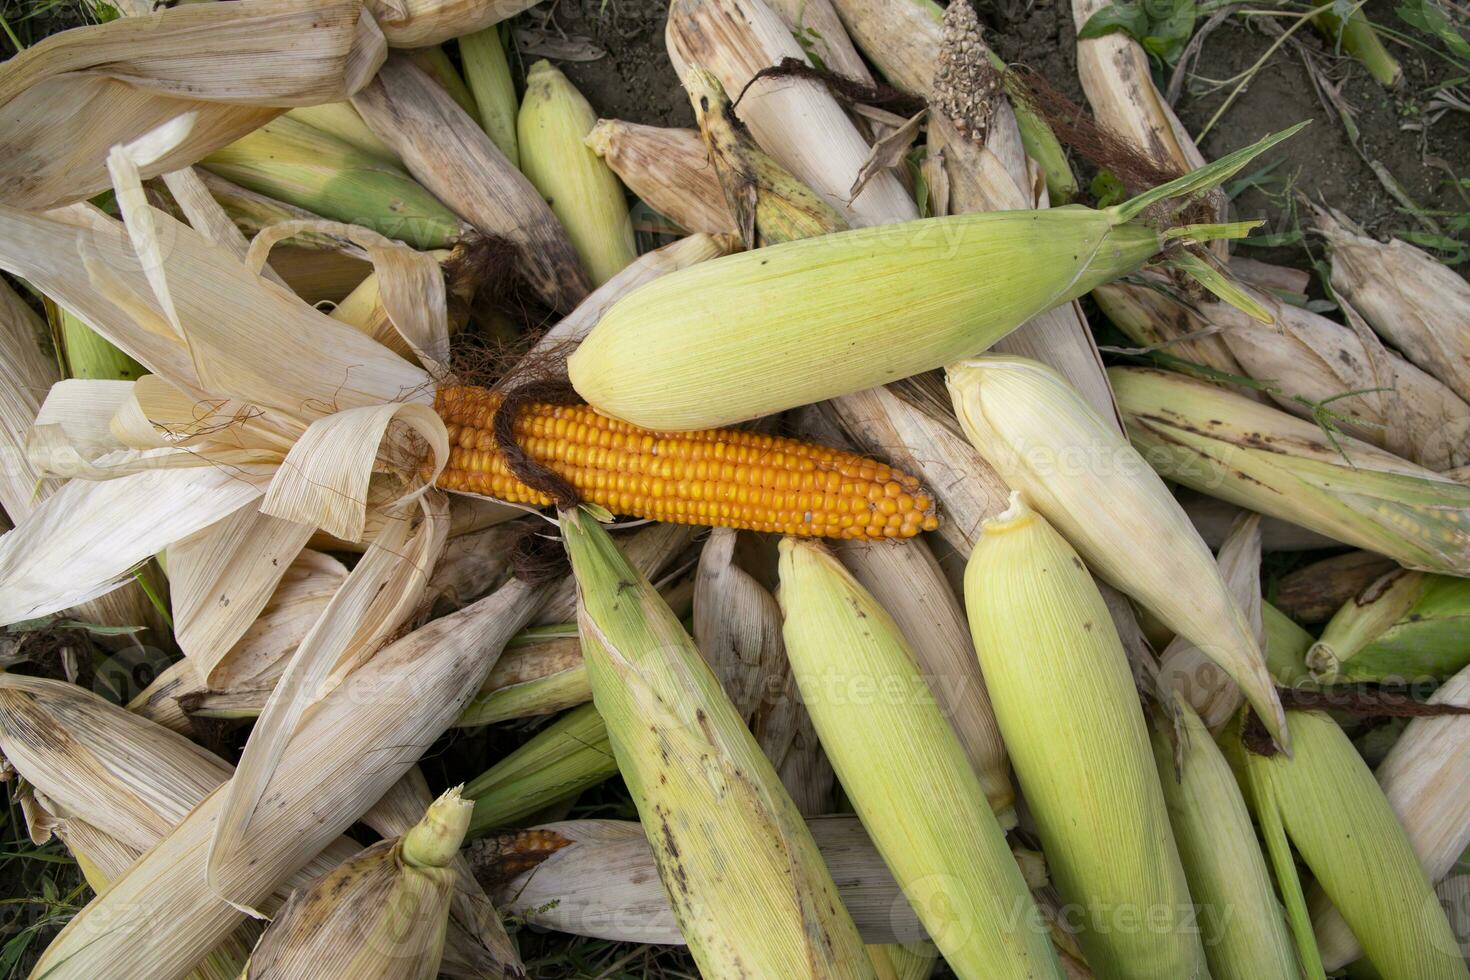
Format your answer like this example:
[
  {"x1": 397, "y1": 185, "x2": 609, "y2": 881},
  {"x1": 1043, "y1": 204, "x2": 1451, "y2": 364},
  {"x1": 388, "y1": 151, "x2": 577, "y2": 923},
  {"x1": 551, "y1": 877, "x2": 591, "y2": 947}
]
[
  {"x1": 247, "y1": 788, "x2": 471, "y2": 979},
  {"x1": 965, "y1": 493, "x2": 1208, "y2": 978},
  {"x1": 948, "y1": 355, "x2": 1287, "y2": 748},
  {"x1": 458, "y1": 26, "x2": 519, "y2": 167},
  {"x1": 1308, "y1": 569, "x2": 1470, "y2": 683},
  {"x1": 201, "y1": 115, "x2": 464, "y2": 250},
  {"x1": 1225, "y1": 708, "x2": 1469, "y2": 980},
  {"x1": 585, "y1": 120, "x2": 737, "y2": 235},
  {"x1": 570, "y1": 126, "x2": 1298, "y2": 430},
  {"x1": 1273, "y1": 550, "x2": 1399, "y2": 624},
  {"x1": 518, "y1": 60, "x2": 637, "y2": 286},
  {"x1": 430, "y1": 385, "x2": 939, "y2": 539},
  {"x1": 780, "y1": 537, "x2": 1063, "y2": 979},
  {"x1": 562, "y1": 507, "x2": 876, "y2": 977},
  {"x1": 1111, "y1": 366, "x2": 1470, "y2": 576}
]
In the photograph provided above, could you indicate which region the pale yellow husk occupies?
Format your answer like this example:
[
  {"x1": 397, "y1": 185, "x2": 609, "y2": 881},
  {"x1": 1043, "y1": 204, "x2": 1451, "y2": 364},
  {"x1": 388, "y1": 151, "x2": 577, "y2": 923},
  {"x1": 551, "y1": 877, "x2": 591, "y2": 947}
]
[
  {"x1": 287, "y1": 101, "x2": 402, "y2": 163},
  {"x1": 585, "y1": 120, "x2": 737, "y2": 235}
]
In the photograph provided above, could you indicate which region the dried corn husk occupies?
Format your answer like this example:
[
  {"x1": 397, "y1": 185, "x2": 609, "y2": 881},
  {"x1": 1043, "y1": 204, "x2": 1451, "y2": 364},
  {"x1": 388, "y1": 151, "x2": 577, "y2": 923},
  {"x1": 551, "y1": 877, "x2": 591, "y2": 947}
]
[
  {"x1": 585, "y1": 120, "x2": 737, "y2": 234},
  {"x1": 1180, "y1": 491, "x2": 1336, "y2": 552},
  {"x1": 1151, "y1": 698, "x2": 1297, "y2": 979},
  {"x1": 781, "y1": 537, "x2": 1062, "y2": 978},
  {"x1": 1226, "y1": 708, "x2": 1468, "y2": 979},
  {"x1": 762, "y1": 0, "x2": 875, "y2": 82},
  {"x1": 352, "y1": 54, "x2": 592, "y2": 312},
  {"x1": 966, "y1": 494, "x2": 1207, "y2": 977},
  {"x1": 562, "y1": 507, "x2": 875, "y2": 977},
  {"x1": 833, "y1": 536, "x2": 1012, "y2": 816},
  {"x1": 1112, "y1": 366, "x2": 1470, "y2": 575},
  {"x1": 0, "y1": 0, "x2": 386, "y2": 211},
  {"x1": 477, "y1": 816, "x2": 927, "y2": 944},
  {"x1": 33, "y1": 578, "x2": 542, "y2": 980},
  {"x1": 424, "y1": 520, "x2": 521, "y2": 616},
  {"x1": 246, "y1": 788, "x2": 471, "y2": 979},
  {"x1": 519, "y1": 61, "x2": 637, "y2": 286},
  {"x1": 459, "y1": 26, "x2": 519, "y2": 166},
  {"x1": 1308, "y1": 569, "x2": 1470, "y2": 683},
  {"x1": 1273, "y1": 550, "x2": 1399, "y2": 624},
  {"x1": 363, "y1": 0, "x2": 536, "y2": 48},
  {"x1": 457, "y1": 629, "x2": 589, "y2": 727},
  {"x1": 1092, "y1": 277, "x2": 1252, "y2": 380},
  {"x1": 538, "y1": 521, "x2": 695, "y2": 625},
  {"x1": 949, "y1": 356, "x2": 1286, "y2": 747},
  {"x1": 1317, "y1": 207, "x2": 1470, "y2": 405}
]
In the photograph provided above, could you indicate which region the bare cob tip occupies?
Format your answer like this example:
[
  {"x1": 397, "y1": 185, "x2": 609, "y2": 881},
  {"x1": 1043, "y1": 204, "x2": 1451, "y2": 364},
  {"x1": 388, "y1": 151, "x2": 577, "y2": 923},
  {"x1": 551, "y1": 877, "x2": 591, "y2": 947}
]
[{"x1": 401, "y1": 786, "x2": 474, "y2": 869}]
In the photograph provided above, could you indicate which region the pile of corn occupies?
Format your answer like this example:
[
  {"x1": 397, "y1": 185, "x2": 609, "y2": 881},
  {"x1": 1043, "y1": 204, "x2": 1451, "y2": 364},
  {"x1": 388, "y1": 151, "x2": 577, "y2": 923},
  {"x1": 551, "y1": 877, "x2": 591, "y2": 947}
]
[{"x1": 0, "y1": 0, "x2": 1467, "y2": 978}]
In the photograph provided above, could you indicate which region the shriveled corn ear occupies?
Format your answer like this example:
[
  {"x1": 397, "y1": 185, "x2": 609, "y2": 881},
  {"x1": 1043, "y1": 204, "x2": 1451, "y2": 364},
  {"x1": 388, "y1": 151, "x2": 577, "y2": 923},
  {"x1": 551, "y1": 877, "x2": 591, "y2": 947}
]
[
  {"x1": 33, "y1": 579, "x2": 542, "y2": 980},
  {"x1": 1309, "y1": 569, "x2": 1470, "y2": 683},
  {"x1": 431, "y1": 385, "x2": 939, "y2": 539},
  {"x1": 585, "y1": 120, "x2": 737, "y2": 235},
  {"x1": 474, "y1": 816, "x2": 927, "y2": 945},
  {"x1": 833, "y1": 536, "x2": 1013, "y2": 817},
  {"x1": 1150, "y1": 698, "x2": 1298, "y2": 979},
  {"x1": 462, "y1": 702, "x2": 617, "y2": 834},
  {"x1": 519, "y1": 61, "x2": 637, "y2": 286},
  {"x1": 286, "y1": 102, "x2": 402, "y2": 164},
  {"x1": 1313, "y1": 663, "x2": 1470, "y2": 969},
  {"x1": 561, "y1": 508, "x2": 876, "y2": 978},
  {"x1": 1111, "y1": 366, "x2": 1470, "y2": 576},
  {"x1": 780, "y1": 537, "x2": 1063, "y2": 979},
  {"x1": 948, "y1": 355, "x2": 1286, "y2": 747},
  {"x1": 571, "y1": 126, "x2": 1300, "y2": 430},
  {"x1": 202, "y1": 115, "x2": 465, "y2": 250},
  {"x1": 1317, "y1": 206, "x2": 1470, "y2": 405},
  {"x1": 247, "y1": 788, "x2": 472, "y2": 980},
  {"x1": 457, "y1": 629, "x2": 589, "y2": 726},
  {"x1": 352, "y1": 54, "x2": 592, "y2": 312},
  {"x1": 1274, "y1": 550, "x2": 1399, "y2": 624},
  {"x1": 1224, "y1": 708, "x2": 1468, "y2": 980},
  {"x1": 684, "y1": 66, "x2": 849, "y2": 246},
  {"x1": 965, "y1": 494, "x2": 1208, "y2": 978},
  {"x1": 459, "y1": 26, "x2": 520, "y2": 166}
]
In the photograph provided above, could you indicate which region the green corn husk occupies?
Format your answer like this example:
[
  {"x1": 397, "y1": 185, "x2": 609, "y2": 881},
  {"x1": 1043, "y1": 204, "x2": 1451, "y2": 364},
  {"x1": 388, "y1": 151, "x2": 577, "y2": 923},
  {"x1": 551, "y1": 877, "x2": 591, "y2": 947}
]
[
  {"x1": 285, "y1": 102, "x2": 402, "y2": 164},
  {"x1": 53, "y1": 305, "x2": 145, "y2": 381},
  {"x1": 683, "y1": 66, "x2": 848, "y2": 246},
  {"x1": 1225, "y1": 709, "x2": 1468, "y2": 980},
  {"x1": 1308, "y1": 569, "x2": 1470, "y2": 683},
  {"x1": 201, "y1": 115, "x2": 464, "y2": 250},
  {"x1": 458, "y1": 26, "x2": 519, "y2": 167},
  {"x1": 1110, "y1": 366, "x2": 1470, "y2": 576},
  {"x1": 246, "y1": 788, "x2": 472, "y2": 979},
  {"x1": 456, "y1": 630, "x2": 589, "y2": 727},
  {"x1": 405, "y1": 45, "x2": 478, "y2": 117},
  {"x1": 1263, "y1": 601, "x2": 1316, "y2": 688},
  {"x1": 1151, "y1": 698, "x2": 1298, "y2": 979},
  {"x1": 518, "y1": 61, "x2": 637, "y2": 287},
  {"x1": 1313, "y1": 6, "x2": 1402, "y2": 87},
  {"x1": 947, "y1": 354, "x2": 1287, "y2": 748},
  {"x1": 462, "y1": 702, "x2": 616, "y2": 835},
  {"x1": 560, "y1": 507, "x2": 876, "y2": 978},
  {"x1": 778, "y1": 537, "x2": 1063, "y2": 979},
  {"x1": 965, "y1": 493, "x2": 1208, "y2": 978},
  {"x1": 570, "y1": 126, "x2": 1299, "y2": 430}
]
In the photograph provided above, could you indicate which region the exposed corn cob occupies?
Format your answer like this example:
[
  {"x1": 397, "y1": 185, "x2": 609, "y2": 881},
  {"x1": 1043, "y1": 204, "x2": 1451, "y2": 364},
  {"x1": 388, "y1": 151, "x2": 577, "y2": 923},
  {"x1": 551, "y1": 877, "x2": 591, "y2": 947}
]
[
  {"x1": 1273, "y1": 550, "x2": 1400, "y2": 624},
  {"x1": 406, "y1": 44, "x2": 478, "y2": 116},
  {"x1": 948, "y1": 355, "x2": 1286, "y2": 747},
  {"x1": 247, "y1": 788, "x2": 472, "y2": 979},
  {"x1": 518, "y1": 61, "x2": 637, "y2": 286},
  {"x1": 457, "y1": 629, "x2": 589, "y2": 727},
  {"x1": 684, "y1": 66, "x2": 849, "y2": 246},
  {"x1": 285, "y1": 102, "x2": 401, "y2": 164},
  {"x1": 201, "y1": 115, "x2": 464, "y2": 250},
  {"x1": 780, "y1": 537, "x2": 1063, "y2": 979},
  {"x1": 562, "y1": 508, "x2": 876, "y2": 977},
  {"x1": 570, "y1": 127, "x2": 1297, "y2": 430},
  {"x1": 585, "y1": 120, "x2": 737, "y2": 235},
  {"x1": 1111, "y1": 366, "x2": 1470, "y2": 576},
  {"x1": 1308, "y1": 569, "x2": 1470, "y2": 683},
  {"x1": 1225, "y1": 708, "x2": 1468, "y2": 979},
  {"x1": 458, "y1": 26, "x2": 519, "y2": 167},
  {"x1": 430, "y1": 385, "x2": 939, "y2": 539},
  {"x1": 1312, "y1": 664, "x2": 1470, "y2": 969},
  {"x1": 965, "y1": 493, "x2": 1208, "y2": 977},
  {"x1": 1150, "y1": 698, "x2": 1298, "y2": 979},
  {"x1": 462, "y1": 702, "x2": 617, "y2": 834}
]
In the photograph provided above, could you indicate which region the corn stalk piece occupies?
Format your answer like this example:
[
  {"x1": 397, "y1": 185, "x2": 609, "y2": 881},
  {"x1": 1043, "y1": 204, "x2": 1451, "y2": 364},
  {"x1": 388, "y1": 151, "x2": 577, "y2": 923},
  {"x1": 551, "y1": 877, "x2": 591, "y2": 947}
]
[
  {"x1": 561, "y1": 507, "x2": 876, "y2": 978},
  {"x1": 459, "y1": 26, "x2": 520, "y2": 167},
  {"x1": 519, "y1": 61, "x2": 637, "y2": 286},
  {"x1": 585, "y1": 120, "x2": 737, "y2": 235},
  {"x1": 1309, "y1": 568, "x2": 1470, "y2": 683},
  {"x1": 1312, "y1": 6, "x2": 1403, "y2": 86},
  {"x1": 1273, "y1": 550, "x2": 1399, "y2": 624},
  {"x1": 570, "y1": 126, "x2": 1298, "y2": 431},
  {"x1": 1111, "y1": 366, "x2": 1470, "y2": 576},
  {"x1": 949, "y1": 355, "x2": 1286, "y2": 747},
  {"x1": 247, "y1": 788, "x2": 472, "y2": 979},
  {"x1": 352, "y1": 54, "x2": 592, "y2": 313},
  {"x1": 966, "y1": 494, "x2": 1208, "y2": 978},
  {"x1": 780, "y1": 538, "x2": 1063, "y2": 979},
  {"x1": 1226, "y1": 708, "x2": 1468, "y2": 980}
]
